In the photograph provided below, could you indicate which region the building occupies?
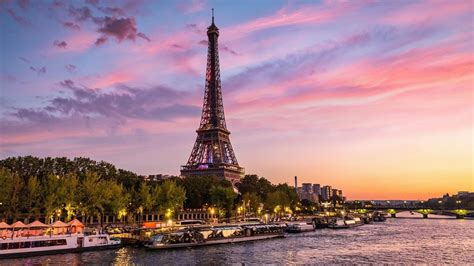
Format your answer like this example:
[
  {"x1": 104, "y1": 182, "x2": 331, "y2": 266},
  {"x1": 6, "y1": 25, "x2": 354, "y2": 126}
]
[
  {"x1": 302, "y1": 183, "x2": 313, "y2": 193},
  {"x1": 297, "y1": 182, "x2": 319, "y2": 202},
  {"x1": 313, "y1": 184, "x2": 321, "y2": 196},
  {"x1": 180, "y1": 13, "x2": 245, "y2": 186},
  {"x1": 293, "y1": 179, "x2": 344, "y2": 205},
  {"x1": 299, "y1": 192, "x2": 319, "y2": 203},
  {"x1": 145, "y1": 174, "x2": 173, "y2": 182},
  {"x1": 321, "y1": 186, "x2": 332, "y2": 201}
]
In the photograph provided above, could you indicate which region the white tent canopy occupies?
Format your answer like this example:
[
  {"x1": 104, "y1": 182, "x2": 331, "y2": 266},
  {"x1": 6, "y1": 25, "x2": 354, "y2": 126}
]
[
  {"x1": 11, "y1": 221, "x2": 27, "y2": 228},
  {"x1": 0, "y1": 222, "x2": 10, "y2": 229},
  {"x1": 28, "y1": 220, "x2": 48, "y2": 228},
  {"x1": 52, "y1": 220, "x2": 69, "y2": 227}
]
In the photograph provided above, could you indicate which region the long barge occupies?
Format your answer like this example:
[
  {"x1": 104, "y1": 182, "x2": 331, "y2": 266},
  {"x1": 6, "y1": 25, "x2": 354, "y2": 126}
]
[{"x1": 145, "y1": 224, "x2": 284, "y2": 250}]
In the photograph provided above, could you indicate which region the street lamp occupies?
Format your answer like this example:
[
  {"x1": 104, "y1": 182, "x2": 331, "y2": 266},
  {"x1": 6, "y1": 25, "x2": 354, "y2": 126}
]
[{"x1": 209, "y1": 207, "x2": 215, "y2": 223}]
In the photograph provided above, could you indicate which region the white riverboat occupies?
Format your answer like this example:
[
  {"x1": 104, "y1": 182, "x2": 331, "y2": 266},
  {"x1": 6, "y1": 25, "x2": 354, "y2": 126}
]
[
  {"x1": 328, "y1": 217, "x2": 364, "y2": 229},
  {"x1": 145, "y1": 224, "x2": 284, "y2": 250},
  {"x1": 285, "y1": 221, "x2": 315, "y2": 233},
  {"x1": 0, "y1": 219, "x2": 120, "y2": 259}
]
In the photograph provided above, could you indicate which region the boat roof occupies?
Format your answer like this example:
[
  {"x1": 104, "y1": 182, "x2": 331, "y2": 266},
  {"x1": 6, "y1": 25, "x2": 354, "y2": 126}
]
[
  {"x1": 68, "y1": 219, "x2": 85, "y2": 227},
  {"x1": 11, "y1": 221, "x2": 27, "y2": 228},
  {"x1": 52, "y1": 220, "x2": 69, "y2": 227},
  {"x1": 28, "y1": 220, "x2": 48, "y2": 228},
  {"x1": 0, "y1": 222, "x2": 10, "y2": 229}
]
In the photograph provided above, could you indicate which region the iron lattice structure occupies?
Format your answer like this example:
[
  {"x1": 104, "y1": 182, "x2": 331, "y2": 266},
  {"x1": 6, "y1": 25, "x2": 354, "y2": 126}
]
[{"x1": 181, "y1": 14, "x2": 244, "y2": 185}]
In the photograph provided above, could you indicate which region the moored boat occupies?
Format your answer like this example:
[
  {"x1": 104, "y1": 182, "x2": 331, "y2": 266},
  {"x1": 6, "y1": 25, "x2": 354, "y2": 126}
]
[
  {"x1": 0, "y1": 219, "x2": 120, "y2": 259},
  {"x1": 285, "y1": 221, "x2": 315, "y2": 233},
  {"x1": 362, "y1": 214, "x2": 373, "y2": 224},
  {"x1": 328, "y1": 218, "x2": 348, "y2": 229},
  {"x1": 373, "y1": 212, "x2": 387, "y2": 222},
  {"x1": 328, "y1": 218, "x2": 364, "y2": 229},
  {"x1": 145, "y1": 224, "x2": 284, "y2": 250}
]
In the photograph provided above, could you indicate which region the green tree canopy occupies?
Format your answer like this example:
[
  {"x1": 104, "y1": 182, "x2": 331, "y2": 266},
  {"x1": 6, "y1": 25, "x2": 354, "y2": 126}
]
[
  {"x1": 156, "y1": 180, "x2": 186, "y2": 217},
  {"x1": 181, "y1": 176, "x2": 231, "y2": 209},
  {"x1": 209, "y1": 185, "x2": 237, "y2": 218},
  {"x1": 237, "y1": 174, "x2": 274, "y2": 201},
  {"x1": 242, "y1": 192, "x2": 262, "y2": 213}
]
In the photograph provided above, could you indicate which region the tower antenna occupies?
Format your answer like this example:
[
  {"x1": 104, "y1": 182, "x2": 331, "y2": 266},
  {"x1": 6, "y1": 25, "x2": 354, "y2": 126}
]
[{"x1": 212, "y1": 8, "x2": 214, "y2": 24}]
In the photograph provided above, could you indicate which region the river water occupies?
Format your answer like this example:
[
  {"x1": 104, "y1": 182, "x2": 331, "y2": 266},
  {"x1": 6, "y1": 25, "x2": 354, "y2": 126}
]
[{"x1": 2, "y1": 215, "x2": 473, "y2": 265}]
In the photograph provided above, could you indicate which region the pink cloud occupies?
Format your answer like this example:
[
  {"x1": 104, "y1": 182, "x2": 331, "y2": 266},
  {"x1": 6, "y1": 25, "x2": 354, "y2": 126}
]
[
  {"x1": 225, "y1": 2, "x2": 362, "y2": 39},
  {"x1": 225, "y1": 30, "x2": 473, "y2": 116},
  {"x1": 44, "y1": 31, "x2": 96, "y2": 54},
  {"x1": 381, "y1": 0, "x2": 473, "y2": 26},
  {"x1": 90, "y1": 71, "x2": 136, "y2": 88},
  {"x1": 177, "y1": 0, "x2": 206, "y2": 14}
]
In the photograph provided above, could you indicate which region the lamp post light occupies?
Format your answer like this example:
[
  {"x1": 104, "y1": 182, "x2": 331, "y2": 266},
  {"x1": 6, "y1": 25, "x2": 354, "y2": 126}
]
[{"x1": 209, "y1": 208, "x2": 215, "y2": 224}]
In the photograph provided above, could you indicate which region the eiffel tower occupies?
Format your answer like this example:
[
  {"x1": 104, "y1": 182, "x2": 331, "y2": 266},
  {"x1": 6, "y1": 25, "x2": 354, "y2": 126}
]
[{"x1": 180, "y1": 10, "x2": 245, "y2": 185}]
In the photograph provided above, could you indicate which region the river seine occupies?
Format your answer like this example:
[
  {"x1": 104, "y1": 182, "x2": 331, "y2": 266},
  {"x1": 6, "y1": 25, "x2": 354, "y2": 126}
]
[{"x1": 2, "y1": 214, "x2": 473, "y2": 265}]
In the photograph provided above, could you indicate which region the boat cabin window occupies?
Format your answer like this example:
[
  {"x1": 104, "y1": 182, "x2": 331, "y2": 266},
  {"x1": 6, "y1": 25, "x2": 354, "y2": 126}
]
[
  {"x1": 176, "y1": 220, "x2": 204, "y2": 225},
  {"x1": 0, "y1": 239, "x2": 67, "y2": 250}
]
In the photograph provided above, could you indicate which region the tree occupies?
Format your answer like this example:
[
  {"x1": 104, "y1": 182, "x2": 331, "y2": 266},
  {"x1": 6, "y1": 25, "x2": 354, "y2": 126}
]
[
  {"x1": 104, "y1": 180, "x2": 129, "y2": 220},
  {"x1": 0, "y1": 167, "x2": 23, "y2": 219},
  {"x1": 23, "y1": 176, "x2": 43, "y2": 219},
  {"x1": 156, "y1": 180, "x2": 186, "y2": 218},
  {"x1": 242, "y1": 192, "x2": 262, "y2": 214},
  {"x1": 209, "y1": 185, "x2": 237, "y2": 218},
  {"x1": 43, "y1": 174, "x2": 65, "y2": 222},
  {"x1": 138, "y1": 182, "x2": 153, "y2": 214},
  {"x1": 266, "y1": 190, "x2": 290, "y2": 216},
  {"x1": 182, "y1": 176, "x2": 231, "y2": 209},
  {"x1": 79, "y1": 172, "x2": 105, "y2": 224},
  {"x1": 133, "y1": 181, "x2": 153, "y2": 224},
  {"x1": 62, "y1": 173, "x2": 79, "y2": 221},
  {"x1": 274, "y1": 183, "x2": 299, "y2": 210},
  {"x1": 237, "y1": 175, "x2": 259, "y2": 195},
  {"x1": 300, "y1": 199, "x2": 316, "y2": 214},
  {"x1": 237, "y1": 175, "x2": 274, "y2": 201}
]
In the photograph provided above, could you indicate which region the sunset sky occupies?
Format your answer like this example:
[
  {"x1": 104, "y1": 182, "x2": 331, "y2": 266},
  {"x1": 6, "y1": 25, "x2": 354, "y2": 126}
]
[{"x1": 0, "y1": 0, "x2": 472, "y2": 200}]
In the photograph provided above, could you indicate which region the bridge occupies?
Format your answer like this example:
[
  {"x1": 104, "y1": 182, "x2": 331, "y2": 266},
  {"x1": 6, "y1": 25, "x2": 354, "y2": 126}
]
[{"x1": 354, "y1": 208, "x2": 473, "y2": 219}]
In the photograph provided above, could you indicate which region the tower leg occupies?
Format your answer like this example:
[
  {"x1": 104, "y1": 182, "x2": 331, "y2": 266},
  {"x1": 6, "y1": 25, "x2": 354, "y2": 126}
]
[{"x1": 422, "y1": 214, "x2": 428, "y2": 219}]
